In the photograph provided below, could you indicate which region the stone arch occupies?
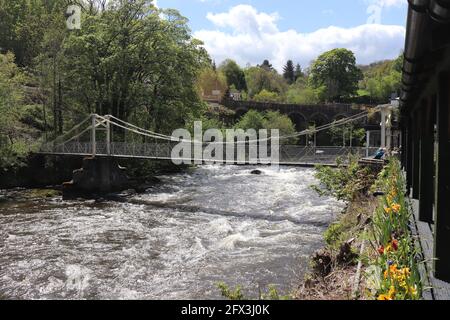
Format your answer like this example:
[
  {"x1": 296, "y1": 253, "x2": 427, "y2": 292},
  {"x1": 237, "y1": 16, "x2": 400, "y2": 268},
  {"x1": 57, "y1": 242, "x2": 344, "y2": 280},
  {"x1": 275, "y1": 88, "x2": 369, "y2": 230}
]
[
  {"x1": 308, "y1": 113, "x2": 330, "y2": 127},
  {"x1": 288, "y1": 112, "x2": 307, "y2": 145},
  {"x1": 288, "y1": 112, "x2": 307, "y2": 131},
  {"x1": 308, "y1": 113, "x2": 331, "y2": 146}
]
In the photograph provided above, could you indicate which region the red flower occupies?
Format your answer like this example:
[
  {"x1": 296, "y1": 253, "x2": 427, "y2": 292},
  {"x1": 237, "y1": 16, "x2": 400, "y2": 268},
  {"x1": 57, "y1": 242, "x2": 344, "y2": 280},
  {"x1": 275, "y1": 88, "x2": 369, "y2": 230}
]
[
  {"x1": 378, "y1": 246, "x2": 385, "y2": 255},
  {"x1": 392, "y1": 239, "x2": 399, "y2": 251}
]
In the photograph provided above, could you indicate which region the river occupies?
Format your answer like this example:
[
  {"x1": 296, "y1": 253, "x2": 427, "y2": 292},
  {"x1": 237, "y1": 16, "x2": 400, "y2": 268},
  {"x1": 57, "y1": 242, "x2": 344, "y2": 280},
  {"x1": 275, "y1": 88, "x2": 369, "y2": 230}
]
[{"x1": 0, "y1": 165, "x2": 344, "y2": 300}]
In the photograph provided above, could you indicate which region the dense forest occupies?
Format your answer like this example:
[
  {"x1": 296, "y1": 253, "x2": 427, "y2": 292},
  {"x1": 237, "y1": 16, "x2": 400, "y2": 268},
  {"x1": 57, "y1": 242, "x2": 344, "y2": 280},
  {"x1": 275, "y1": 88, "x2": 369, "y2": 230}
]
[
  {"x1": 198, "y1": 51, "x2": 403, "y2": 105},
  {"x1": 0, "y1": 0, "x2": 402, "y2": 173}
]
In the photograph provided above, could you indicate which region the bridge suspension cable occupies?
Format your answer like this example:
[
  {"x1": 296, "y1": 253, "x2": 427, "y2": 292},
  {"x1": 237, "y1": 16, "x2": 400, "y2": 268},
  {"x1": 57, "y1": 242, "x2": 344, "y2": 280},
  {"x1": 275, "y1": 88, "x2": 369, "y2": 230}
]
[{"x1": 44, "y1": 105, "x2": 382, "y2": 150}]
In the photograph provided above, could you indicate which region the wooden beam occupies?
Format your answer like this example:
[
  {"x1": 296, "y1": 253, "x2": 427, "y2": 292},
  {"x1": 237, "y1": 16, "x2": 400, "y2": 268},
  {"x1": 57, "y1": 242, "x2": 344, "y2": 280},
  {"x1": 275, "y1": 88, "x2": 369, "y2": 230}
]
[
  {"x1": 434, "y1": 72, "x2": 450, "y2": 282},
  {"x1": 419, "y1": 98, "x2": 435, "y2": 223}
]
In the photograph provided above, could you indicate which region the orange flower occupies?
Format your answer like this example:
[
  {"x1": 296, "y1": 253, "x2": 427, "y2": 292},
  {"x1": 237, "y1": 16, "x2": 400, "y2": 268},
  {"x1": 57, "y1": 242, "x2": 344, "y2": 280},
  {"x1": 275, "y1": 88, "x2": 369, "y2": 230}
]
[
  {"x1": 378, "y1": 246, "x2": 385, "y2": 255},
  {"x1": 392, "y1": 203, "x2": 401, "y2": 213},
  {"x1": 384, "y1": 207, "x2": 392, "y2": 214}
]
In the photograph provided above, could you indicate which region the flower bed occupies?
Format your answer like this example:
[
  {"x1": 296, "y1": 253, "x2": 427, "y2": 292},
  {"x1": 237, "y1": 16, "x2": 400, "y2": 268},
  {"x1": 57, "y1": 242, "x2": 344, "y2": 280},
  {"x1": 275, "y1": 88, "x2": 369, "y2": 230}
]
[{"x1": 366, "y1": 159, "x2": 422, "y2": 300}]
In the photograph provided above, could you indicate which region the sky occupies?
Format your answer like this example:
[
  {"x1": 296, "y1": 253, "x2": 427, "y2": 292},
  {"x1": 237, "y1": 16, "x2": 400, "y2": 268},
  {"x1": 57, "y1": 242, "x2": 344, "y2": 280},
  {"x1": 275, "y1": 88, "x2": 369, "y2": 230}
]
[{"x1": 155, "y1": 0, "x2": 408, "y2": 72}]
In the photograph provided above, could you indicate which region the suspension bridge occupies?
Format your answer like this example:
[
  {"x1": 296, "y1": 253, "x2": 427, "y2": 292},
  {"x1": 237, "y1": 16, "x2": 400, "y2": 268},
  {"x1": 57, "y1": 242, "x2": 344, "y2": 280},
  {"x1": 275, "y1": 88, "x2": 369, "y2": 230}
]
[{"x1": 38, "y1": 106, "x2": 388, "y2": 166}]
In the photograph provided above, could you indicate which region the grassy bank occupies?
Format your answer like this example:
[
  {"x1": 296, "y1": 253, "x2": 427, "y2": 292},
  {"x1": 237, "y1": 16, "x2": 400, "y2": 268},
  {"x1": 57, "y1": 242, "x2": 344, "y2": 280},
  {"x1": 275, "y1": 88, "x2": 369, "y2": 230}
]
[{"x1": 298, "y1": 157, "x2": 422, "y2": 300}]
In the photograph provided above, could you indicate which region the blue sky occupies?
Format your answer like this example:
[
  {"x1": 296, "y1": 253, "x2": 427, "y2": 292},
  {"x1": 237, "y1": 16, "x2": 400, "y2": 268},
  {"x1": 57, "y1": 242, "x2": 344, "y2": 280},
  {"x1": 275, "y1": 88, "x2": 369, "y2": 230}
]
[{"x1": 156, "y1": 0, "x2": 408, "y2": 71}]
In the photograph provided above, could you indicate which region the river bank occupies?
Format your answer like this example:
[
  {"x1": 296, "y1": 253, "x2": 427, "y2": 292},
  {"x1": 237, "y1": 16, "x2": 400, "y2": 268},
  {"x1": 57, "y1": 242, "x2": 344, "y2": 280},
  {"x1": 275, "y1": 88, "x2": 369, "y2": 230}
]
[
  {"x1": 0, "y1": 154, "x2": 184, "y2": 191},
  {"x1": 297, "y1": 159, "x2": 423, "y2": 300}
]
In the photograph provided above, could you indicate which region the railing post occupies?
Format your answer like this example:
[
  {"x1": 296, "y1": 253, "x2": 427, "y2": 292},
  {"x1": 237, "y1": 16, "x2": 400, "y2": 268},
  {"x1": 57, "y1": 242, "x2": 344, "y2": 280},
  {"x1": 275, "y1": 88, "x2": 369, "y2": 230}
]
[
  {"x1": 381, "y1": 107, "x2": 387, "y2": 148},
  {"x1": 366, "y1": 130, "x2": 371, "y2": 157},
  {"x1": 106, "y1": 115, "x2": 111, "y2": 156},
  {"x1": 91, "y1": 114, "x2": 96, "y2": 157}
]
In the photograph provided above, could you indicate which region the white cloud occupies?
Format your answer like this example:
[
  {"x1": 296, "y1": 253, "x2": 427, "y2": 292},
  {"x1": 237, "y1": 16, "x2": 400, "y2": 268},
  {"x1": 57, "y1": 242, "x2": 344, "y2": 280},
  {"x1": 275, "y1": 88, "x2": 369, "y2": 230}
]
[
  {"x1": 194, "y1": 5, "x2": 406, "y2": 71},
  {"x1": 367, "y1": 0, "x2": 407, "y2": 8},
  {"x1": 206, "y1": 5, "x2": 280, "y2": 35}
]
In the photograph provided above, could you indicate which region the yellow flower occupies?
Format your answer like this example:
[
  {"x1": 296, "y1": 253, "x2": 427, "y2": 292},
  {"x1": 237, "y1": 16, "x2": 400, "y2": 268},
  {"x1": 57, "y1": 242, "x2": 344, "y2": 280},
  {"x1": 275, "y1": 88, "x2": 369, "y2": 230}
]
[
  {"x1": 388, "y1": 286, "x2": 396, "y2": 299},
  {"x1": 402, "y1": 268, "x2": 411, "y2": 276},
  {"x1": 378, "y1": 294, "x2": 392, "y2": 300},
  {"x1": 392, "y1": 203, "x2": 401, "y2": 213},
  {"x1": 384, "y1": 206, "x2": 392, "y2": 214},
  {"x1": 390, "y1": 189, "x2": 397, "y2": 197},
  {"x1": 409, "y1": 286, "x2": 418, "y2": 297}
]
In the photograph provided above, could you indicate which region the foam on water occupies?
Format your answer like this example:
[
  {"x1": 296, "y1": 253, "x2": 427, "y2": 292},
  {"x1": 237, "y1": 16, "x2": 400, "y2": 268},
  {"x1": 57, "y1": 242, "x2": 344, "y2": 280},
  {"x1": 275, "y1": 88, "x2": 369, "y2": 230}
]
[{"x1": 0, "y1": 166, "x2": 345, "y2": 299}]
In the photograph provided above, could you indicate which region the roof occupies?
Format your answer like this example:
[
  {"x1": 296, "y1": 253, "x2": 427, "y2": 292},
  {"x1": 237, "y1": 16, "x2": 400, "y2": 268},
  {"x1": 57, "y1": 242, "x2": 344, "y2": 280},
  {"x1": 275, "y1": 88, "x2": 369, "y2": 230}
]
[{"x1": 400, "y1": 0, "x2": 450, "y2": 110}]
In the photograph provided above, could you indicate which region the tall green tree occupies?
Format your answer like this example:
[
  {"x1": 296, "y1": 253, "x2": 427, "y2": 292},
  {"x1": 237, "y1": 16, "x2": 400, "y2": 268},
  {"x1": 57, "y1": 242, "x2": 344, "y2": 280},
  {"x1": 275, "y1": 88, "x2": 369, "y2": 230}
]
[
  {"x1": 309, "y1": 48, "x2": 363, "y2": 101},
  {"x1": 283, "y1": 60, "x2": 295, "y2": 84},
  {"x1": 57, "y1": 1, "x2": 209, "y2": 134},
  {"x1": 259, "y1": 59, "x2": 274, "y2": 71},
  {"x1": 294, "y1": 63, "x2": 304, "y2": 81},
  {"x1": 219, "y1": 59, "x2": 247, "y2": 92},
  {"x1": 245, "y1": 67, "x2": 287, "y2": 98}
]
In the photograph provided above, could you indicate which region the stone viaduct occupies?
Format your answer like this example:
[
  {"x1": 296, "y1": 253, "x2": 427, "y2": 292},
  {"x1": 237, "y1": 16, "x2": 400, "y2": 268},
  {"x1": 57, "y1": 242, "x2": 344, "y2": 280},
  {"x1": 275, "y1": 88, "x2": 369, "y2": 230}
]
[{"x1": 222, "y1": 100, "x2": 375, "y2": 129}]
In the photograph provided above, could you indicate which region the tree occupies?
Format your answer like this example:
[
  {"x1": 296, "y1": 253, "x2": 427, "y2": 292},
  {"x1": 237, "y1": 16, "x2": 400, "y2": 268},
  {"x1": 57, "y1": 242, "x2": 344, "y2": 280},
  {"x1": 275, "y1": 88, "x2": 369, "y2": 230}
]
[
  {"x1": 309, "y1": 48, "x2": 363, "y2": 101},
  {"x1": 234, "y1": 110, "x2": 266, "y2": 131},
  {"x1": 259, "y1": 59, "x2": 274, "y2": 71},
  {"x1": 263, "y1": 111, "x2": 297, "y2": 145},
  {"x1": 197, "y1": 67, "x2": 227, "y2": 98},
  {"x1": 286, "y1": 86, "x2": 320, "y2": 105},
  {"x1": 234, "y1": 110, "x2": 297, "y2": 145},
  {"x1": 283, "y1": 60, "x2": 295, "y2": 84},
  {"x1": 359, "y1": 55, "x2": 403, "y2": 103},
  {"x1": 0, "y1": 52, "x2": 40, "y2": 167},
  {"x1": 59, "y1": 3, "x2": 209, "y2": 133},
  {"x1": 0, "y1": 0, "x2": 68, "y2": 66},
  {"x1": 294, "y1": 63, "x2": 304, "y2": 81},
  {"x1": 329, "y1": 123, "x2": 365, "y2": 147},
  {"x1": 245, "y1": 67, "x2": 287, "y2": 98},
  {"x1": 219, "y1": 59, "x2": 247, "y2": 92},
  {"x1": 253, "y1": 89, "x2": 280, "y2": 103}
]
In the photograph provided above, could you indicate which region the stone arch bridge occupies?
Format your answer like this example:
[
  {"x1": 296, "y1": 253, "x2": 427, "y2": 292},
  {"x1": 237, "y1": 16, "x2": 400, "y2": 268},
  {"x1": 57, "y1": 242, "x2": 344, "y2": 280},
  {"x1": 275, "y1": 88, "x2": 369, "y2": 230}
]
[{"x1": 222, "y1": 100, "x2": 372, "y2": 129}]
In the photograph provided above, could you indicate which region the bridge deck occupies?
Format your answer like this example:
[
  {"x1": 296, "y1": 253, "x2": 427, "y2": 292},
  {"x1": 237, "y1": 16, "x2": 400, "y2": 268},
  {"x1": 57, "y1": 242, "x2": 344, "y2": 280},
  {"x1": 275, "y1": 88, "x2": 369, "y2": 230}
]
[{"x1": 38, "y1": 142, "x2": 379, "y2": 167}]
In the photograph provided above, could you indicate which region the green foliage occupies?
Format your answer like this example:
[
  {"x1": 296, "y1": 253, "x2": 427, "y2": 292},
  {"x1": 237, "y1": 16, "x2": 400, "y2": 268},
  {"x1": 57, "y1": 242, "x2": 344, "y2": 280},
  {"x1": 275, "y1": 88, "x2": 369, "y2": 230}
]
[
  {"x1": 309, "y1": 48, "x2": 363, "y2": 101},
  {"x1": 253, "y1": 89, "x2": 280, "y2": 103},
  {"x1": 217, "y1": 282, "x2": 245, "y2": 300},
  {"x1": 359, "y1": 56, "x2": 403, "y2": 103},
  {"x1": 0, "y1": 0, "x2": 68, "y2": 66},
  {"x1": 367, "y1": 159, "x2": 422, "y2": 300},
  {"x1": 59, "y1": 3, "x2": 208, "y2": 133},
  {"x1": 329, "y1": 123, "x2": 366, "y2": 147},
  {"x1": 263, "y1": 111, "x2": 297, "y2": 144},
  {"x1": 294, "y1": 63, "x2": 304, "y2": 82},
  {"x1": 234, "y1": 110, "x2": 266, "y2": 131},
  {"x1": 324, "y1": 223, "x2": 345, "y2": 246},
  {"x1": 219, "y1": 59, "x2": 247, "y2": 92},
  {"x1": 245, "y1": 66, "x2": 287, "y2": 98},
  {"x1": 313, "y1": 156, "x2": 376, "y2": 201},
  {"x1": 217, "y1": 282, "x2": 292, "y2": 300},
  {"x1": 283, "y1": 60, "x2": 295, "y2": 84},
  {"x1": 0, "y1": 52, "x2": 37, "y2": 168},
  {"x1": 197, "y1": 67, "x2": 228, "y2": 97},
  {"x1": 235, "y1": 110, "x2": 297, "y2": 144},
  {"x1": 285, "y1": 79, "x2": 321, "y2": 104}
]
